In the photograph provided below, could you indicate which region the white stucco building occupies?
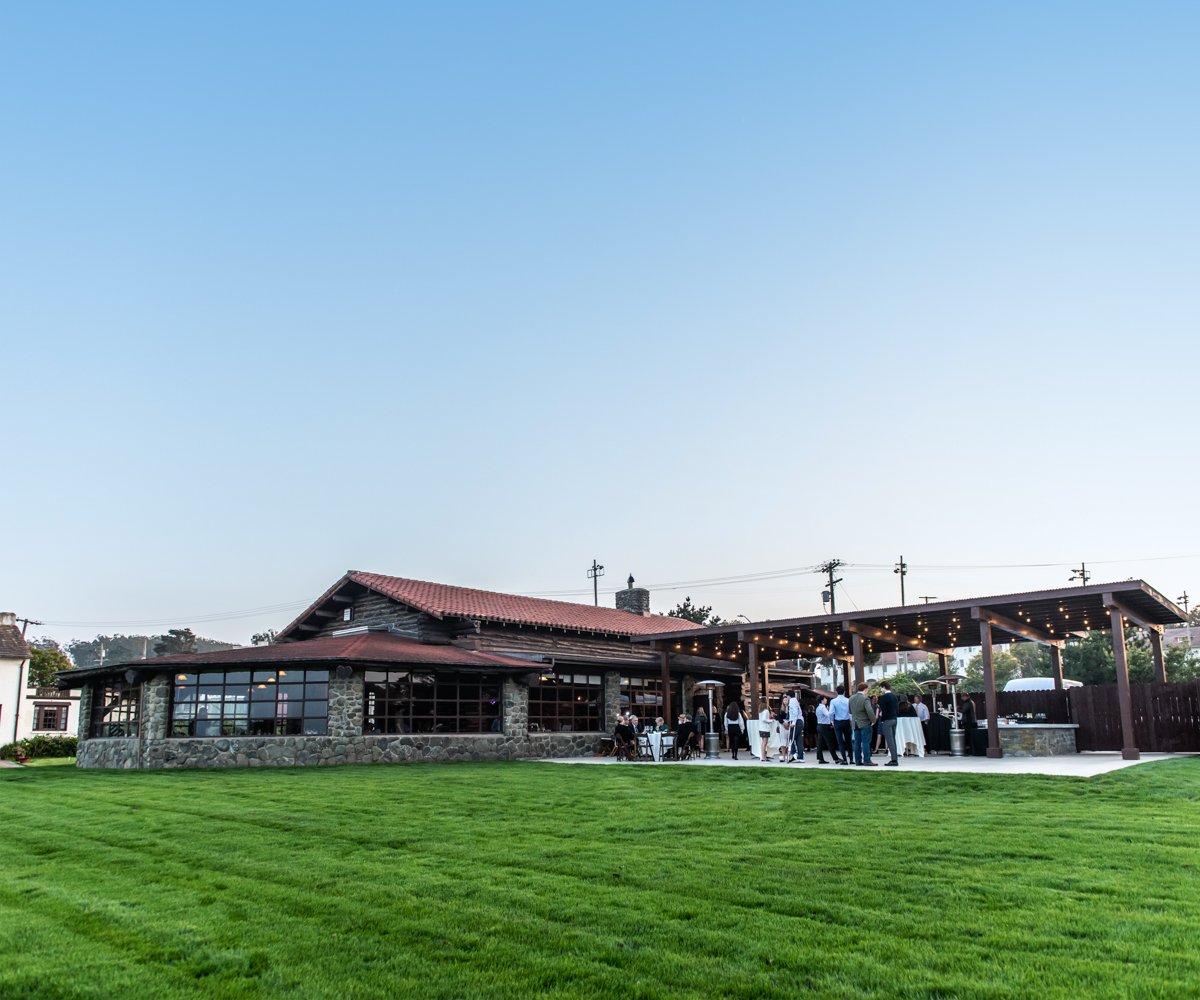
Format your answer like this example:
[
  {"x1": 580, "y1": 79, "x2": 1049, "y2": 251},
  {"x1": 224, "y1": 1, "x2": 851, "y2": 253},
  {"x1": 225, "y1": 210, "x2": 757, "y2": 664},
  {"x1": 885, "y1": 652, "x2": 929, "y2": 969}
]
[{"x1": 1, "y1": 611, "x2": 81, "y2": 745}]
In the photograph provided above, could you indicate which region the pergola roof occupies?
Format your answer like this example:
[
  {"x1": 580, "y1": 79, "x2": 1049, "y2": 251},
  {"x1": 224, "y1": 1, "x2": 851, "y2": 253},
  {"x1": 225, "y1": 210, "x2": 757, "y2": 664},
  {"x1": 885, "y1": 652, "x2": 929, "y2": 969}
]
[{"x1": 633, "y1": 580, "x2": 1187, "y2": 665}]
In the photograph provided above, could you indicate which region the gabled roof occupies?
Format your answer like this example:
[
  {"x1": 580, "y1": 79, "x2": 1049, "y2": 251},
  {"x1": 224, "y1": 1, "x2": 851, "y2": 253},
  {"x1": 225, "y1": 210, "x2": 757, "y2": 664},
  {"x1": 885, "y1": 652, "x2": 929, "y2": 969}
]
[
  {"x1": 59, "y1": 631, "x2": 537, "y2": 685},
  {"x1": 0, "y1": 623, "x2": 30, "y2": 660},
  {"x1": 277, "y1": 571, "x2": 704, "y2": 640}
]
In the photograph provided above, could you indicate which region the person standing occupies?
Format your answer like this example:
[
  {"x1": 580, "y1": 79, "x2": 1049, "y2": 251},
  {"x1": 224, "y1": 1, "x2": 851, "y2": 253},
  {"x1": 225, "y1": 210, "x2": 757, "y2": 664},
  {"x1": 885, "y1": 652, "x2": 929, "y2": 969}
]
[
  {"x1": 959, "y1": 692, "x2": 978, "y2": 755},
  {"x1": 831, "y1": 685, "x2": 852, "y2": 765},
  {"x1": 914, "y1": 693, "x2": 930, "y2": 744},
  {"x1": 757, "y1": 702, "x2": 774, "y2": 762},
  {"x1": 724, "y1": 700, "x2": 746, "y2": 760},
  {"x1": 815, "y1": 695, "x2": 840, "y2": 763},
  {"x1": 786, "y1": 691, "x2": 805, "y2": 763},
  {"x1": 848, "y1": 682, "x2": 877, "y2": 766},
  {"x1": 695, "y1": 705, "x2": 708, "y2": 739},
  {"x1": 877, "y1": 680, "x2": 900, "y2": 767}
]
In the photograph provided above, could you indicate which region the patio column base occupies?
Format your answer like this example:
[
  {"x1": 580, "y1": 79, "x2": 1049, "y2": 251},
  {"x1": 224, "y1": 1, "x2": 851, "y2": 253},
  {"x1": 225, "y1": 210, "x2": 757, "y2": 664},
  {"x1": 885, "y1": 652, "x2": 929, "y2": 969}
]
[
  {"x1": 986, "y1": 747, "x2": 1003, "y2": 759},
  {"x1": 1122, "y1": 748, "x2": 1141, "y2": 761}
]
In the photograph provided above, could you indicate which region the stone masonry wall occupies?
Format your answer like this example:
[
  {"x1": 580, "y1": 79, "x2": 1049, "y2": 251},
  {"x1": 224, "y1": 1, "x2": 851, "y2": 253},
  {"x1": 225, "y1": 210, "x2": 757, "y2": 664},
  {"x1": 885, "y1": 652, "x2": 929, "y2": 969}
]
[
  {"x1": 999, "y1": 726, "x2": 1078, "y2": 757},
  {"x1": 76, "y1": 672, "x2": 605, "y2": 769}
]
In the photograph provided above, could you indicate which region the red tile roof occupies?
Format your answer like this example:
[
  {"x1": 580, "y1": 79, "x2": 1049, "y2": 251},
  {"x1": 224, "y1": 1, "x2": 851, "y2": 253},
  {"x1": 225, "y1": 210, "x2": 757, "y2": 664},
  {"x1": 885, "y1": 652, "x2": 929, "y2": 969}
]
[
  {"x1": 278, "y1": 571, "x2": 704, "y2": 639},
  {"x1": 95, "y1": 632, "x2": 537, "y2": 672}
]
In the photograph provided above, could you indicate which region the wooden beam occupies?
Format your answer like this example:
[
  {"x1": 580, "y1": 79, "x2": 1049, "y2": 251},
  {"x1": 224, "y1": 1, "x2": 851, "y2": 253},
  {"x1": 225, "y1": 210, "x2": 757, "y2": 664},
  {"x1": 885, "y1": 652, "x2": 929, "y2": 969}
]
[
  {"x1": 842, "y1": 620, "x2": 953, "y2": 657},
  {"x1": 979, "y1": 619, "x2": 1002, "y2": 758},
  {"x1": 852, "y1": 633, "x2": 865, "y2": 687},
  {"x1": 970, "y1": 606, "x2": 1064, "y2": 647},
  {"x1": 330, "y1": 594, "x2": 353, "y2": 603},
  {"x1": 1109, "y1": 606, "x2": 1140, "y2": 760},
  {"x1": 1149, "y1": 628, "x2": 1167, "y2": 684},
  {"x1": 1103, "y1": 593, "x2": 1164, "y2": 635},
  {"x1": 748, "y1": 643, "x2": 760, "y2": 716},
  {"x1": 1049, "y1": 645, "x2": 1064, "y2": 691},
  {"x1": 660, "y1": 650, "x2": 673, "y2": 725}
]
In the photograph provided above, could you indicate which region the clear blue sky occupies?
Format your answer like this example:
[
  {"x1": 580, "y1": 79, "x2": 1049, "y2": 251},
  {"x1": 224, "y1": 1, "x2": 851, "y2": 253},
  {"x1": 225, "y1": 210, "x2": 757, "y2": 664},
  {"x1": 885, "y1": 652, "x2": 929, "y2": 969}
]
[{"x1": 4, "y1": 2, "x2": 1198, "y2": 646}]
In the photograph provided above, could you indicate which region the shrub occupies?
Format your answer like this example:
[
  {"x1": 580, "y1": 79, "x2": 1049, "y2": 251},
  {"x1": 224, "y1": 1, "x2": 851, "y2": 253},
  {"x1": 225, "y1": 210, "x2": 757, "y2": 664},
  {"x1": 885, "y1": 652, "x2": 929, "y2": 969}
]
[{"x1": 0, "y1": 736, "x2": 78, "y2": 760}]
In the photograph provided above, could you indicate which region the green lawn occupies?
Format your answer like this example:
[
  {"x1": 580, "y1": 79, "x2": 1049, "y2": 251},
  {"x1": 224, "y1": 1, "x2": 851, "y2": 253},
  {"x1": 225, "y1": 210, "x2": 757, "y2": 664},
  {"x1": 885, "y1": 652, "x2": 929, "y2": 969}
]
[{"x1": 2, "y1": 760, "x2": 1199, "y2": 999}]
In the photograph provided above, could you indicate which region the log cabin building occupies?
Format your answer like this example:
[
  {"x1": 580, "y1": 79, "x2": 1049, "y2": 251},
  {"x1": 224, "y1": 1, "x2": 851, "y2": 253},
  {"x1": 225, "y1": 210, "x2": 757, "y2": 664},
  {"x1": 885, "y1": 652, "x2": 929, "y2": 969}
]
[{"x1": 66, "y1": 571, "x2": 725, "y2": 769}]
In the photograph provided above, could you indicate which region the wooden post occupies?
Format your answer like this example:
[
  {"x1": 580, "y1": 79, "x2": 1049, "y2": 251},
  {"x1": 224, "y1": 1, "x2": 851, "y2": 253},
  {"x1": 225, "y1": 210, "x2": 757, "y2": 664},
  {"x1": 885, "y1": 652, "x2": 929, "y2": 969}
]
[
  {"x1": 841, "y1": 659, "x2": 850, "y2": 694},
  {"x1": 1050, "y1": 645, "x2": 1064, "y2": 691},
  {"x1": 979, "y1": 620, "x2": 1002, "y2": 758},
  {"x1": 1150, "y1": 630, "x2": 1167, "y2": 684},
  {"x1": 762, "y1": 659, "x2": 771, "y2": 708},
  {"x1": 852, "y1": 633, "x2": 865, "y2": 687},
  {"x1": 748, "y1": 643, "x2": 760, "y2": 715},
  {"x1": 1109, "y1": 607, "x2": 1140, "y2": 760},
  {"x1": 660, "y1": 650, "x2": 672, "y2": 725}
]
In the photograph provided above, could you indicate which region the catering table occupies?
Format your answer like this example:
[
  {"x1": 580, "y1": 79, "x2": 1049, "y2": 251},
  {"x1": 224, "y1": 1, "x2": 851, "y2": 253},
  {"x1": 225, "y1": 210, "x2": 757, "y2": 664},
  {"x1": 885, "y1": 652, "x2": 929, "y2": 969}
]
[
  {"x1": 745, "y1": 719, "x2": 787, "y2": 759},
  {"x1": 895, "y1": 717, "x2": 926, "y2": 757},
  {"x1": 639, "y1": 731, "x2": 675, "y2": 762}
]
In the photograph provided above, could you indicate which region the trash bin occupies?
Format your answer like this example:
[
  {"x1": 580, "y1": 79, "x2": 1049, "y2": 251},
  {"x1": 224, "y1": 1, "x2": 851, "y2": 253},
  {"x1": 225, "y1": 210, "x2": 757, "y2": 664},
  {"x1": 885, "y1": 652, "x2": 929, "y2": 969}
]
[
  {"x1": 704, "y1": 732, "x2": 721, "y2": 759},
  {"x1": 949, "y1": 728, "x2": 966, "y2": 757}
]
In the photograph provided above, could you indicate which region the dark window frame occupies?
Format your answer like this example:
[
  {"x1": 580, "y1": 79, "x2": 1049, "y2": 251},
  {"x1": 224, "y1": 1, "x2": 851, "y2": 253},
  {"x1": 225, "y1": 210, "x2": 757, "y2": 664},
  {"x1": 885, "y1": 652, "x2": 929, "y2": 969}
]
[
  {"x1": 362, "y1": 670, "x2": 502, "y2": 735},
  {"x1": 34, "y1": 703, "x2": 70, "y2": 732},
  {"x1": 527, "y1": 672, "x2": 602, "y2": 733},
  {"x1": 89, "y1": 682, "x2": 140, "y2": 738},
  {"x1": 169, "y1": 668, "x2": 330, "y2": 738}
]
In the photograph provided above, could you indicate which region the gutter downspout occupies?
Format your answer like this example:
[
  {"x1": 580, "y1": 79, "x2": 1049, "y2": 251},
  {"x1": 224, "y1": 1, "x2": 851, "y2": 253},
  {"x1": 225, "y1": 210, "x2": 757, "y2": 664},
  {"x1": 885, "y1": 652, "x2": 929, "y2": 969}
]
[{"x1": 12, "y1": 657, "x2": 27, "y2": 744}]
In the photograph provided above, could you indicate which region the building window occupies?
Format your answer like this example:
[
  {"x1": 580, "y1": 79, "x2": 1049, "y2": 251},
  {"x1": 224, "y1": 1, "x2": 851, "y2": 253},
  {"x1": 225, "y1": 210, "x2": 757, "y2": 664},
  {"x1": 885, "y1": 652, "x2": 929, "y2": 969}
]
[
  {"x1": 90, "y1": 683, "x2": 140, "y2": 738},
  {"x1": 35, "y1": 704, "x2": 70, "y2": 732},
  {"x1": 170, "y1": 669, "x2": 330, "y2": 737},
  {"x1": 363, "y1": 671, "x2": 501, "y2": 734},
  {"x1": 528, "y1": 673, "x2": 602, "y2": 733},
  {"x1": 343, "y1": 607, "x2": 353, "y2": 622}
]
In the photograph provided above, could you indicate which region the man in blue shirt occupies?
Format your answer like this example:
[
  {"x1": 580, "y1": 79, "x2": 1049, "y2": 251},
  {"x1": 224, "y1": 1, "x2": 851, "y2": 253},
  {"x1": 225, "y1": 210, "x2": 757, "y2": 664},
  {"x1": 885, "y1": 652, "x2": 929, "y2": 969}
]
[{"x1": 830, "y1": 684, "x2": 852, "y2": 766}]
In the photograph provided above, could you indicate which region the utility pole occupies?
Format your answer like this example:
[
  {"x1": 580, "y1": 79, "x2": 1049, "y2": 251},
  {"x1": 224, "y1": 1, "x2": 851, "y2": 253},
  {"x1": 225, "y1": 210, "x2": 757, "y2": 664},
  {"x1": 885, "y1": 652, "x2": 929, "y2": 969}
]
[
  {"x1": 1069, "y1": 563, "x2": 1091, "y2": 586},
  {"x1": 16, "y1": 617, "x2": 42, "y2": 637},
  {"x1": 818, "y1": 559, "x2": 844, "y2": 615},
  {"x1": 587, "y1": 559, "x2": 605, "y2": 606},
  {"x1": 894, "y1": 556, "x2": 908, "y2": 605},
  {"x1": 1180, "y1": 591, "x2": 1191, "y2": 646},
  {"x1": 919, "y1": 596, "x2": 938, "y2": 605}
]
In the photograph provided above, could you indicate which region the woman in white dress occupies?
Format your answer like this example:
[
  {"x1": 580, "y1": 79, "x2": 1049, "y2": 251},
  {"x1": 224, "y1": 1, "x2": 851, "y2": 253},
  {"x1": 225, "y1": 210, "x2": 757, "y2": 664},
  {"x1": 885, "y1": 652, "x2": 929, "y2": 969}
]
[
  {"x1": 772, "y1": 695, "x2": 791, "y2": 762},
  {"x1": 757, "y1": 704, "x2": 774, "y2": 761}
]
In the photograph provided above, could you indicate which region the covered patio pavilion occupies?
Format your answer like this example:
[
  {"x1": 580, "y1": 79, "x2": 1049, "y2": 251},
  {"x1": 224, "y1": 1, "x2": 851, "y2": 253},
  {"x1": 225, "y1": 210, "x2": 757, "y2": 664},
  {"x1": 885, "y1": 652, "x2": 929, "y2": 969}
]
[{"x1": 636, "y1": 579, "x2": 1188, "y2": 760}]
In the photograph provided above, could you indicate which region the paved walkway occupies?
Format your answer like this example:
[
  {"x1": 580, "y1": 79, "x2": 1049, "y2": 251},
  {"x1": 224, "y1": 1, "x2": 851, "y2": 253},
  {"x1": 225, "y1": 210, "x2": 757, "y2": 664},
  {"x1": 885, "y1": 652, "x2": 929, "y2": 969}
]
[{"x1": 536, "y1": 750, "x2": 1195, "y2": 777}]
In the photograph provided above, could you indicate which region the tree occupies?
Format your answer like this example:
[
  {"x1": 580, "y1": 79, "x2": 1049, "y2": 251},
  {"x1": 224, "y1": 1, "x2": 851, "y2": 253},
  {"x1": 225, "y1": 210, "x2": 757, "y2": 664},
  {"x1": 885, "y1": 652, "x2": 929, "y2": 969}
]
[
  {"x1": 663, "y1": 597, "x2": 726, "y2": 627},
  {"x1": 1009, "y1": 643, "x2": 1050, "y2": 677},
  {"x1": 963, "y1": 651, "x2": 1022, "y2": 693},
  {"x1": 27, "y1": 638, "x2": 74, "y2": 688},
  {"x1": 251, "y1": 629, "x2": 277, "y2": 646},
  {"x1": 154, "y1": 628, "x2": 198, "y2": 656},
  {"x1": 1167, "y1": 642, "x2": 1200, "y2": 681}
]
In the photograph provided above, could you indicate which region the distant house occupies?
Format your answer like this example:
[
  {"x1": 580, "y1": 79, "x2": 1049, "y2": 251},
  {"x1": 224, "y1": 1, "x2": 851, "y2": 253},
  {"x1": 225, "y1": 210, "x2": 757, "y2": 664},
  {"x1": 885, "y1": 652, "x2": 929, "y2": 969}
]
[
  {"x1": 65, "y1": 572, "x2": 710, "y2": 769},
  {"x1": 1, "y1": 611, "x2": 82, "y2": 745}
]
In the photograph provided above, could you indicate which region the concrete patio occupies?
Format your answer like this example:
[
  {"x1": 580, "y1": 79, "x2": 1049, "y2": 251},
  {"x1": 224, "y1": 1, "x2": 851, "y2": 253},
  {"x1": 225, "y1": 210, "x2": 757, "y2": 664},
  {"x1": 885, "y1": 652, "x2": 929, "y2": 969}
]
[{"x1": 536, "y1": 750, "x2": 1195, "y2": 777}]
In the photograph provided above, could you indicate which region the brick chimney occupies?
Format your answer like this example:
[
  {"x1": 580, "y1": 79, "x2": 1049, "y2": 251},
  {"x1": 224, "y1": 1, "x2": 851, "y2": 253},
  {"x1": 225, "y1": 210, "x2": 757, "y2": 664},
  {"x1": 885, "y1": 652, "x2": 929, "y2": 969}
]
[
  {"x1": 615, "y1": 575, "x2": 651, "y2": 616},
  {"x1": 0, "y1": 612, "x2": 14, "y2": 627}
]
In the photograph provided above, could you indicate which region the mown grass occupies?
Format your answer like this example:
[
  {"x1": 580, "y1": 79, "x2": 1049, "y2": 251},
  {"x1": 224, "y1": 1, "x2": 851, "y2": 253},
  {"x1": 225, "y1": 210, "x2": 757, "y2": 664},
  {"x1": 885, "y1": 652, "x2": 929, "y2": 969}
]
[{"x1": 2, "y1": 760, "x2": 1199, "y2": 999}]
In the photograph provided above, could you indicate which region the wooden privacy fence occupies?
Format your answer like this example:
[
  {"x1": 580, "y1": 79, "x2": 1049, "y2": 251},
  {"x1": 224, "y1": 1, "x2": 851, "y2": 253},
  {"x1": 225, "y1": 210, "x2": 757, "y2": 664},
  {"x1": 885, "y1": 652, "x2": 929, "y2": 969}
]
[{"x1": 987, "y1": 683, "x2": 1200, "y2": 753}]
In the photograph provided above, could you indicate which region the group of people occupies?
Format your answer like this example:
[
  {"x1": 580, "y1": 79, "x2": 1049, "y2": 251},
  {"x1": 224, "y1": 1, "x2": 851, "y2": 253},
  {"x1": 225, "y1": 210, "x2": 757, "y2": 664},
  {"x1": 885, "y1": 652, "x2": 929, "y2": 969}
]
[{"x1": 614, "y1": 684, "x2": 976, "y2": 764}]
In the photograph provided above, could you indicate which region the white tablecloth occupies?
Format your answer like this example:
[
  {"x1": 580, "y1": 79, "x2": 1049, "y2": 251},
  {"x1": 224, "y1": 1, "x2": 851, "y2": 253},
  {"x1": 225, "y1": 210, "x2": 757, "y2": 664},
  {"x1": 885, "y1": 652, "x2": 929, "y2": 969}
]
[
  {"x1": 895, "y1": 717, "x2": 926, "y2": 757},
  {"x1": 639, "y1": 732, "x2": 675, "y2": 762},
  {"x1": 745, "y1": 719, "x2": 788, "y2": 759}
]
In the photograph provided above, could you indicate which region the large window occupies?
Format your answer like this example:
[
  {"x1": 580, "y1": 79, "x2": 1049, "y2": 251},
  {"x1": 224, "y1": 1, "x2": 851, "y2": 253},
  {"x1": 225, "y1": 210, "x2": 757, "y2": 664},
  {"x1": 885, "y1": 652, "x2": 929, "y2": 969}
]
[
  {"x1": 35, "y1": 704, "x2": 70, "y2": 732},
  {"x1": 170, "y1": 669, "x2": 329, "y2": 737},
  {"x1": 620, "y1": 676, "x2": 681, "y2": 721},
  {"x1": 363, "y1": 671, "x2": 501, "y2": 734},
  {"x1": 90, "y1": 683, "x2": 140, "y2": 738},
  {"x1": 528, "y1": 673, "x2": 602, "y2": 733}
]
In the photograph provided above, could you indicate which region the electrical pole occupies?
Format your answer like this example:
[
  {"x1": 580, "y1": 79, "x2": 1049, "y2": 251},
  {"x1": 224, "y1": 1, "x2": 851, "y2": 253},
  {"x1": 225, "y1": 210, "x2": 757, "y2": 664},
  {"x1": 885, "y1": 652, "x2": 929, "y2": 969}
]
[
  {"x1": 919, "y1": 596, "x2": 938, "y2": 605},
  {"x1": 1069, "y1": 563, "x2": 1091, "y2": 586},
  {"x1": 818, "y1": 559, "x2": 844, "y2": 615},
  {"x1": 16, "y1": 617, "x2": 42, "y2": 637},
  {"x1": 587, "y1": 559, "x2": 605, "y2": 606},
  {"x1": 894, "y1": 556, "x2": 908, "y2": 605},
  {"x1": 1180, "y1": 591, "x2": 1191, "y2": 646}
]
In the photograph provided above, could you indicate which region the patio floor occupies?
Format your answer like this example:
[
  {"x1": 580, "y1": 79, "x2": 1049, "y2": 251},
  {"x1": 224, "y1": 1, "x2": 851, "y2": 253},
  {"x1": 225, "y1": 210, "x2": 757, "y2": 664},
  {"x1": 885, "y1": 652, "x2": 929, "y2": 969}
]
[{"x1": 535, "y1": 750, "x2": 1194, "y2": 777}]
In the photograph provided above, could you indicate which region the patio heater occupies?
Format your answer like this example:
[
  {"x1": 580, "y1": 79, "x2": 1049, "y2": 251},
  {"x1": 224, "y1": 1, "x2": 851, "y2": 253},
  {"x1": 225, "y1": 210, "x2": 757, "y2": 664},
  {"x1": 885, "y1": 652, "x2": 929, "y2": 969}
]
[{"x1": 693, "y1": 679, "x2": 724, "y2": 759}]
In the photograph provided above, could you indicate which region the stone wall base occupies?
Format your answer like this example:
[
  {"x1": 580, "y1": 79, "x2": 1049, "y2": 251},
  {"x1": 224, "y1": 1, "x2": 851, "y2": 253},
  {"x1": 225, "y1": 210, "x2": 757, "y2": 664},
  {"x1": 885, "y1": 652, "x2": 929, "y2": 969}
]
[
  {"x1": 77, "y1": 732, "x2": 601, "y2": 769},
  {"x1": 998, "y1": 727, "x2": 1078, "y2": 757}
]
